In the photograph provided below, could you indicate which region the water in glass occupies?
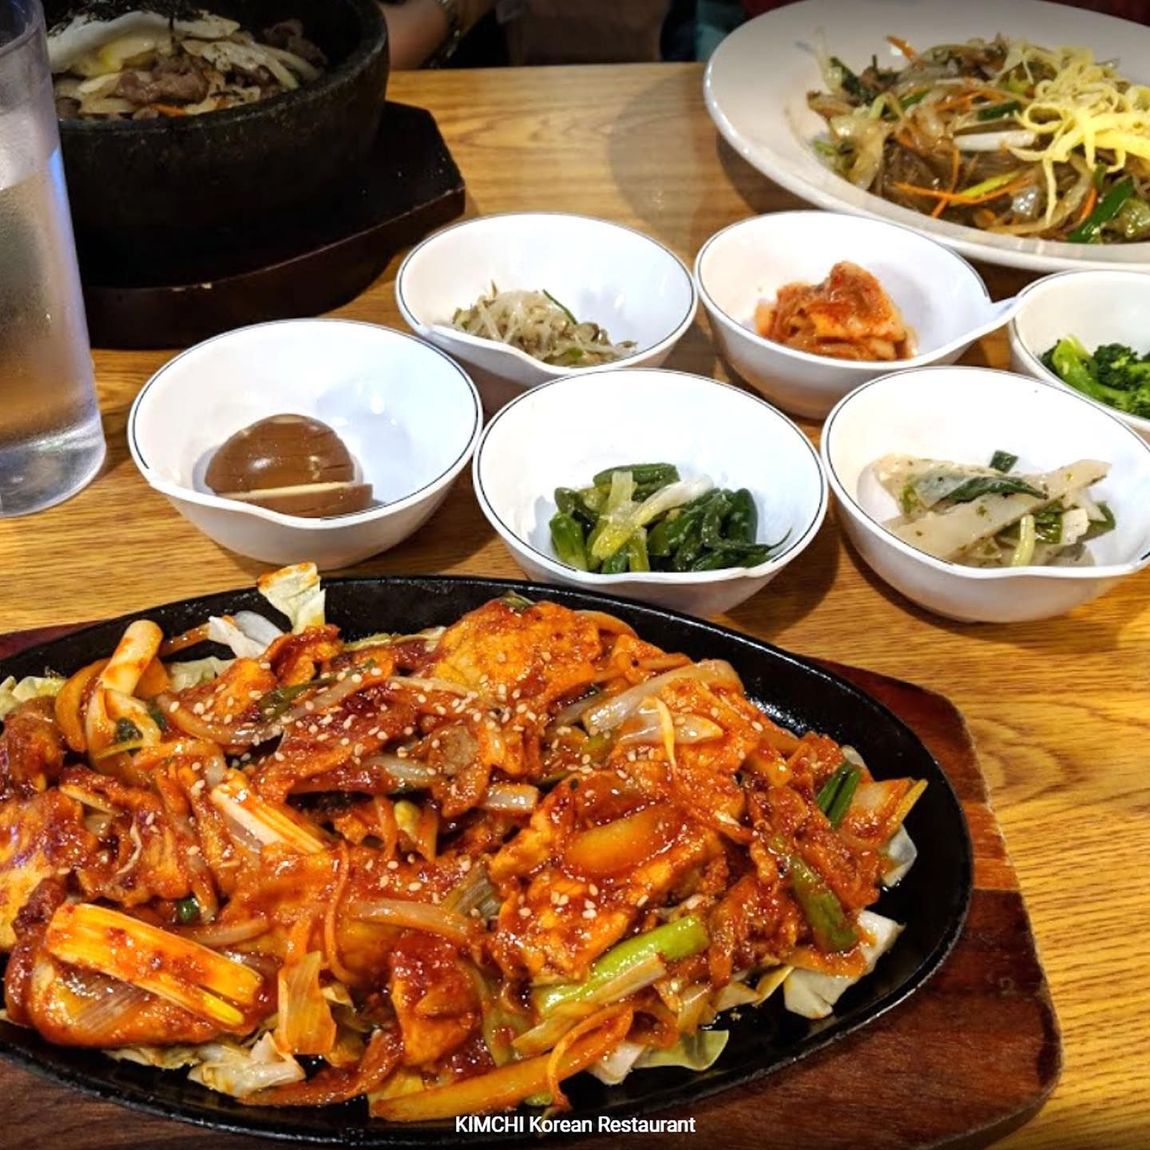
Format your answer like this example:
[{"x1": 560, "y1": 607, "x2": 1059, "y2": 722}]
[{"x1": 0, "y1": 0, "x2": 105, "y2": 517}]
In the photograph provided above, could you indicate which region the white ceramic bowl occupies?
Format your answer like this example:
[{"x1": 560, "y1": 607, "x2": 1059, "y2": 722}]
[
  {"x1": 695, "y1": 211, "x2": 1003, "y2": 419},
  {"x1": 822, "y1": 366, "x2": 1150, "y2": 623},
  {"x1": 1009, "y1": 269, "x2": 1150, "y2": 443},
  {"x1": 473, "y1": 367, "x2": 827, "y2": 617},
  {"x1": 395, "y1": 212, "x2": 698, "y2": 412},
  {"x1": 128, "y1": 319, "x2": 482, "y2": 570}
]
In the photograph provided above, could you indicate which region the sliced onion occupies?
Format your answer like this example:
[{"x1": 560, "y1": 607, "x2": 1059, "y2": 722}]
[
  {"x1": 574, "y1": 610, "x2": 637, "y2": 636},
  {"x1": 618, "y1": 702, "x2": 725, "y2": 748},
  {"x1": 207, "y1": 614, "x2": 280, "y2": 660},
  {"x1": 156, "y1": 693, "x2": 270, "y2": 747},
  {"x1": 582, "y1": 661, "x2": 742, "y2": 735},
  {"x1": 359, "y1": 753, "x2": 439, "y2": 790},
  {"x1": 349, "y1": 899, "x2": 476, "y2": 947},
  {"x1": 386, "y1": 675, "x2": 475, "y2": 698},
  {"x1": 343, "y1": 626, "x2": 446, "y2": 652},
  {"x1": 69, "y1": 977, "x2": 153, "y2": 1041},
  {"x1": 443, "y1": 864, "x2": 500, "y2": 920},
  {"x1": 178, "y1": 917, "x2": 271, "y2": 948},
  {"x1": 479, "y1": 783, "x2": 539, "y2": 814},
  {"x1": 549, "y1": 691, "x2": 601, "y2": 730},
  {"x1": 277, "y1": 673, "x2": 382, "y2": 728}
]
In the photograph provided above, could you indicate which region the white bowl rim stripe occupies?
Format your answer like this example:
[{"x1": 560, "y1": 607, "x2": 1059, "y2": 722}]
[
  {"x1": 823, "y1": 365, "x2": 1150, "y2": 577},
  {"x1": 127, "y1": 318, "x2": 483, "y2": 532},
  {"x1": 395, "y1": 211, "x2": 699, "y2": 368},
  {"x1": 693, "y1": 209, "x2": 993, "y2": 372},
  {"x1": 473, "y1": 366, "x2": 829, "y2": 584}
]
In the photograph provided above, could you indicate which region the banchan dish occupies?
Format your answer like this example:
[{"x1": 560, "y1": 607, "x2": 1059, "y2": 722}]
[{"x1": 0, "y1": 577, "x2": 971, "y2": 1144}]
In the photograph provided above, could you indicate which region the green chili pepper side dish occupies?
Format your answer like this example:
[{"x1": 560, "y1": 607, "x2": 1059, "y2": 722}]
[{"x1": 548, "y1": 465, "x2": 789, "y2": 575}]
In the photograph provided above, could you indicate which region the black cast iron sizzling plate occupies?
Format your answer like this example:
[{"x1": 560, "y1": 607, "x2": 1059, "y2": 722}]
[{"x1": 0, "y1": 577, "x2": 973, "y2": 1145}]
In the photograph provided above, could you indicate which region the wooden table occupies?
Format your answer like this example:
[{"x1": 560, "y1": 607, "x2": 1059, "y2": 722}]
[{"x1": 1, "y1": 63, "x2": 1146, "y2": 1148}]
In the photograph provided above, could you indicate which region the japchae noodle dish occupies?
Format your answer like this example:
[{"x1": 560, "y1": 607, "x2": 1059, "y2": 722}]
[
  {"x1": 0, "y1": 566, "x2": 924, "y2": 1120},
  {"x1": 452, "y1": 286, "x2": 636, "y2": 367},
  {"x1": 808, "y1": 36, "x2": 1150, "y2": 243},
  {"x1": 48, "y1": 7, "x2": 327, "y2": 120}
]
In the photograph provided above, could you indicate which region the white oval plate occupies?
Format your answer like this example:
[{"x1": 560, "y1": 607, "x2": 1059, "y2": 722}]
[{"x1": 704, "y1": 0, "x2": 1150, "y2": 274}]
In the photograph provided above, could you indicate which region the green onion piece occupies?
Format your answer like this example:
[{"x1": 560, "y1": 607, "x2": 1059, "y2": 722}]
[
  {"x1": 591, "y1": 463, "x2": 679, "y2": 489},
  {"x1": 533, "y1": 916, "x2": 709, "y2": 1015},
  {"x1": 1010, "y1": 514, "x2": 1037, "y2": 566},
  {"x1": 113, "y1": 717, "x2": 142, "y2": 744},
  {"x1": 1032, "y1": 504, "x2": 1064, "y2": 544},
  {"x1": 175, "y1": 896, "x2": 201, "y2": 925},
  {"x1": 627, "y1": 529, "x2": 651, "y2": 573},
  {"x1": 1082, "y1": 502, "x2": 1117, "y2": 541},
  {"x1": 146, "y1": 702, "x2": 169, "y2": 732},
  {"x1": 1069, "y1": 176, "x2": 1135, "y2": 243},
  {"x1": 257, "y1": 677, "x2": 338, "y2": 721},
  {"x1": 989, "y1": 450, "x2": 1018, "y2": 473},
  {"x1": 952, "y1": 169, "x2": 1025, "y2": 202},
  {"x1": 770, "y1": 838, "x2": 857, "y2": 953},
  {"x1": 816, "y1": 763, "x2": 862, "y2": 829},
  {"x1": 542, "y1": 289, "x2": 578, "y2": 325},
  {"x1": 975, "y1": 100, "x2": 1021, "y2": 121}
]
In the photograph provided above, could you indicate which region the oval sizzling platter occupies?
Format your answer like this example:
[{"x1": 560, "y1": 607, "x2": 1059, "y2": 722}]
[{"x1": 0, "y1": 577, "x2": 973, "y2": 1145}]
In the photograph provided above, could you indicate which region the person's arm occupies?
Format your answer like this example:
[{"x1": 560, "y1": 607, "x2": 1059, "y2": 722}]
[{"x1": 378, "y1": 0, "x2": 496, "y2": 69}]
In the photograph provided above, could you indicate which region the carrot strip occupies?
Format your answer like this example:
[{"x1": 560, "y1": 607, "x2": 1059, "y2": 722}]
[
  {"x1": 932, "y1": 148, "x2": 962, "y2": 218},
  {"x1": 887, "y1": 35, "x2": 917, "y2": 60},
  {"x1": 546, "y1": 1004, "x2": 633, "y2": 1109},
  {"x1": 1075, "y1": 186, "x2": 1098, "y2": 229},
  {"x1": 324, "y1": 841, "x2": 357, "y2": 985},
  {"x1": 891, "y1": 176, "x2": 1030, "y2": 206},
  {"x1": 371, "y1": 1007, "x2": 633, "y2": 1121}
]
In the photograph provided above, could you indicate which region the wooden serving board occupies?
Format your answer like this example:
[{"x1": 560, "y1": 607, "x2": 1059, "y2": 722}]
[{"x1": 0, "y1": 627, "x2": 1060, "y2": 1150}]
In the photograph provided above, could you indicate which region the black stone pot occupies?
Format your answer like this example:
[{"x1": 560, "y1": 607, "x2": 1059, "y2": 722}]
[{"x1": 45, "y1": 0, "x2": 389, "y2": 265}]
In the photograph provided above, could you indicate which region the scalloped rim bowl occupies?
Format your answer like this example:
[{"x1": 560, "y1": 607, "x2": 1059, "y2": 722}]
[
  {"x1": 128, "y1": 319, "x2": 482, "y2": 569},
  {"x1": 395, "y1": 212, "x2": 698, "y2": 407},
  {"x1": 473, "y1": 366, "x2": 828, "y2": 617},
  {"x1": 1008, "y1": 268, "x2": 1150, "y2": 443},
  {"x1": 695, "y1": 211, "x2": 996, "y2": 419},
  {"x1": 822, "y1": 365, "x2": 1150, "y2": 623}
]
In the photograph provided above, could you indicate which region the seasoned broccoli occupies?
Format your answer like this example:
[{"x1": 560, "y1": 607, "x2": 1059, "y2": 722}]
[
  {"x1": 1093, "y1": 344, "x2": 1150, "y2": 390},
  {"x1": 1041, "y1": 337, "x2": 1150, "y2": 420}
]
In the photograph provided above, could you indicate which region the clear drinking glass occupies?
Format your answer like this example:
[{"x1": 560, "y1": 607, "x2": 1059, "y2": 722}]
[{"x1": 0, "y1": 0, "x2": 105, "y2": 517}]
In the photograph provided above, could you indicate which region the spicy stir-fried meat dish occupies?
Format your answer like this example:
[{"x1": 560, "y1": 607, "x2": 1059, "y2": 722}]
[
  {"x1": 0, "y1": 567, "x2": 923, "y2": 1119},
  {"x1": 49, "y1": 9, "x2": 327, "y2": 121}
]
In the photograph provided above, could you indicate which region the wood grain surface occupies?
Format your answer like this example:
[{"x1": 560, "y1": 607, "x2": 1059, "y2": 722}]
[{"x1": 0, "y1": 64, "x2": 1147, "y2": 1148}]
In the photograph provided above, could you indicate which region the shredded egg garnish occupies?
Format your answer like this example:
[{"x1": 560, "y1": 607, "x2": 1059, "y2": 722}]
[{"x1": 998, "y1": 43, "x2": 1150, "y2": 223}]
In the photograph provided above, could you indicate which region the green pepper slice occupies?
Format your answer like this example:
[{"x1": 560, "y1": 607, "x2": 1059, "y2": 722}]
[{"x1": 549, "y1": 511, "x2": 590, "y2": 571}]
